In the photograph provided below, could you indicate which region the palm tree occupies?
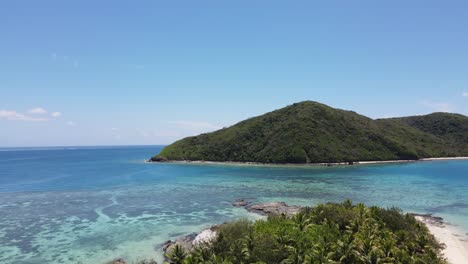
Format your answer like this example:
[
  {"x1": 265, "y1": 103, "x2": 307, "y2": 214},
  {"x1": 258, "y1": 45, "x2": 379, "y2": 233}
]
[
  {"x1": 210, "y1": 255, "x2": 233, "y2": 264},
  {"x1": 191, "y1": 246, "x2": 214, "y2": 263},
  {"x1": 241, "y1": 231, "x2": 255, "y2": 261},
  {"x1": 275, "y1": 228, "x2": 296, "y2": 248},
  {"x1": 182, "y1": 255, "x2": 198, "y2": 264},
  {"x1": 333, "y1": 234, "x2": 359, "y2": 264},
  {"x1": 379, "y1": 230, "x2": 397, "y2": 262},
  {"x1": 280, "y1": 245, "x2": 306, "y2": 264},
  {"x1": 293, "y1": 211, "x2": 313, "y2": 232},
  {"x1": 306, "y1": 241, "x2": 334, "y2": 264},
  {"x1": 165, "y1": 244, "x2": 187, "y2": 264}
]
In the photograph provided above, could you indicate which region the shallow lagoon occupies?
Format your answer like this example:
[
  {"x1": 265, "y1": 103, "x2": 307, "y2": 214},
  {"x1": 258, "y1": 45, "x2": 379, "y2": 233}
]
[{"x1": 0, "y1": 146, "x2": 467, "y2": 263}]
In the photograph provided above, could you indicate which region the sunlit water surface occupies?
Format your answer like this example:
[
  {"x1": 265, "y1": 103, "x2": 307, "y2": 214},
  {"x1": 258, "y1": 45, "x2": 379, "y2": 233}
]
[{"x1": 0, "y1": 146, "x2": 467, "y2": 263}]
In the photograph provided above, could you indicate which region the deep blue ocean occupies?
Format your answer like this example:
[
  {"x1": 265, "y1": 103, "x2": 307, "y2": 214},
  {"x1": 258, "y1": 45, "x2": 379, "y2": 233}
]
[{"x1": 0, "y1": 145, "x2": 467, "y2": 263}]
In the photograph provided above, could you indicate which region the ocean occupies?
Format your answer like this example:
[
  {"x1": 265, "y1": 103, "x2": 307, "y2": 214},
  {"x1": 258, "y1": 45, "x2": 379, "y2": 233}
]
[{"x1": 0, "y1": 145, "x2": 467, "y2": 263}]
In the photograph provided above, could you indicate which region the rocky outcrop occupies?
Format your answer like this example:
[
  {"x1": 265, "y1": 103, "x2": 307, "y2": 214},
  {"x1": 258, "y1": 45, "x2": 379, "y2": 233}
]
[
  {"x1": 162, "y1": 227, "x2": 217, "y2": 257},
  {"x1": 162, "y1": 200, "x2": 302, "y2": 257},
  {"x1": 149, "y1": 156, "x2": 168, "y2": 162},
  {"x1": 192, "y1": 228, "x2": 217, "y2": 245},
  {"x1": 162, "y1": 232, "x2": 197, "y2": 254},
  {"x1": 246, "y1": 202, "x2": 302, "y2": 216},
  {"x1": 233, "y1": 199, "x2": 302, "y2": 216}
]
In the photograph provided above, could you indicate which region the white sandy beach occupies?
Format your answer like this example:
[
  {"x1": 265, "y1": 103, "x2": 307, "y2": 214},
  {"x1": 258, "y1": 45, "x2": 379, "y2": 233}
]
[
  {"x1": 415, "y1": 216, "x2": 468, "y2": 264},
  {"x1": 421, "y1": 157, "x2": 468, "y2": 161},
  {"x1": 149, "y1": 157, "x2": 468, "y2": 167}
]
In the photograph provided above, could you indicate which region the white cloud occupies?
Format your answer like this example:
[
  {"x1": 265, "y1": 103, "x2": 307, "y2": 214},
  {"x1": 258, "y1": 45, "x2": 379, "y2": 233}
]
[
  {"x1": 169, "y1": 120, "x2": 222, "y2": 131},
  {"x1": 421, "y1": 101, "x2": 455, "y2": 113},
  {"x1": 67, "y1": 121, "x2": 76, "y2": 126},
  {"x1": 29, "y1": 107, "x2": 47, "y2": 114},
  {"x1": 0, "y1": 110, "x2": 49, "y2": 122},
  {"x1": 463, "y1": 92, "x2": 468, "y2": 97},
  {"x1": 51, "y1": 112, "x2": 62, "y2": 117}
]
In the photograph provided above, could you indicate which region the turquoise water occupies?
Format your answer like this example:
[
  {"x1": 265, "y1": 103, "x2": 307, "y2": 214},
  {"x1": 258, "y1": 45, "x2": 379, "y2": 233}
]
[{"x1": 0, "y1": 146, "x2": 467, "y2": 263}]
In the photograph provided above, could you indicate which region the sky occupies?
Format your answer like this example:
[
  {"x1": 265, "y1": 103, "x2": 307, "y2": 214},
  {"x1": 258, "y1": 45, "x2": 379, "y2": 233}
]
[{"x1": 1, "y1": 1, "x2": 468, "y2": 147}]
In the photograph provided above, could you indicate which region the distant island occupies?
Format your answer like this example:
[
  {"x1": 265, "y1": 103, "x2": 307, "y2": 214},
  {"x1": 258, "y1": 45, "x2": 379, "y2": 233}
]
[{"x1": 150, "y1": 101, "x2": 468, "y2": 164}]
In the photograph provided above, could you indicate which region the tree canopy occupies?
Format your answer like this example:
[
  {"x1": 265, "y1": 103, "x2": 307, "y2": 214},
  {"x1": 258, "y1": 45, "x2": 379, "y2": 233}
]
[{"x1": 165, "y1": 201, "x2": 446, "y2": 264}]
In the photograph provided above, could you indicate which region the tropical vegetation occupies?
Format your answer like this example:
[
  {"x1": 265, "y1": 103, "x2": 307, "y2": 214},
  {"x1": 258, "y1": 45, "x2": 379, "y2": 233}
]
[{"x1": 165, "y1": 201, "x2": 446, "y2": 264}]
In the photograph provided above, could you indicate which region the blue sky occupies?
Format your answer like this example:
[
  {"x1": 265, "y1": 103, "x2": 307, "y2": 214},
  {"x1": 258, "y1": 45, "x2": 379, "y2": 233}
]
[{"x1": 1, "y1": 1, "x2": 467, "y2": 146}]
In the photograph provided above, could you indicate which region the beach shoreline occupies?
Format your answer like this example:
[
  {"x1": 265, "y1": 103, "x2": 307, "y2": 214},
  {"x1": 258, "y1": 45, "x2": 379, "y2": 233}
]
[
  {"x1": 415, "y1": 215, "x2": 468, "y2": 264},
  {"x1": 147, "y1": 156, "x2": 468, "y2": 168}
]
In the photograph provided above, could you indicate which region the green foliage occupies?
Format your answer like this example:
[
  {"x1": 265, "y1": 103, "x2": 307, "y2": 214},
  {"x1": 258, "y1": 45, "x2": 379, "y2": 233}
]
[
  {"x1": 153, "y1": 101, "x2": 468, "y2": 163},
  {"x1": 134, "y1": 260, "x2": 158, "y2": 264},
  {"x1": 166, "y1": 201, "x2": 446, "y2": 264},
  {"x1": 385, "y1": 112, "x2": 468, "y2": 156},
  {"x1": 165, "y1": 244, "x2": 187, "y2": 264}
]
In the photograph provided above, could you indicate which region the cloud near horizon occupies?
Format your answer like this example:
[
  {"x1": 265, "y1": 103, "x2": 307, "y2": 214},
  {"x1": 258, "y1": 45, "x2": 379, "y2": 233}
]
[
  {"x1": 29, "y1": 107, "x2": 47, "y2": 114},
  {"x1": 1, "y1": 108, "x2": 63, "y2": 122},
  {"x1": 0, "y1": 110, "x2": 49, "y2": 122},
  {"x1": 51, "y1": 112, "x2": 62, "y2": 117}
]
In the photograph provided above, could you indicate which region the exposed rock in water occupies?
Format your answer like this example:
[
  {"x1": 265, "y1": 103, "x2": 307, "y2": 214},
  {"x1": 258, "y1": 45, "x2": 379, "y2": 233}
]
[
  {"x1": 232, "y1": 198, "x2": 253, "y2": 207},
  {"x1": 246, "y1": 202, "x2": 302, "y2": 216}
]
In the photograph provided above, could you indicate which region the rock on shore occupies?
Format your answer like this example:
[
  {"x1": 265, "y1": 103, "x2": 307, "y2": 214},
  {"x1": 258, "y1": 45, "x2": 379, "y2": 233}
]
[
  {"x1": 246, "y1": 201, "x2": 302, "y2": 216},
  {"x1": 162, "y1": 227, "x2": 217, "y2": 256}
]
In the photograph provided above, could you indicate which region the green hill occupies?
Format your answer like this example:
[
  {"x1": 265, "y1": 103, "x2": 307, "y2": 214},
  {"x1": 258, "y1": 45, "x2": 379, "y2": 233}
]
[
  {"x1": 151, "y1": 101, "x2": 468, "y2": 163},
  {"x1": 381, "y1": 113, "x2": 468, "y2": 155}
]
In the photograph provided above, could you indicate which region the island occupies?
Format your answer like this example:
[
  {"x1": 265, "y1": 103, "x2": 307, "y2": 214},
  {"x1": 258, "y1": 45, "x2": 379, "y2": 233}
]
[{"x1": 150, "y1": 101, "x2": 468, "y2": 164}]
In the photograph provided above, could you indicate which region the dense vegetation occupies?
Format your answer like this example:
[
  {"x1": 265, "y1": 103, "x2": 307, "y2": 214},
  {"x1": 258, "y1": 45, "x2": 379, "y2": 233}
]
[
  {"x1": 164, "y1": 201, "x2": 446, "y2": 264},
  {"x1": 382, "y1": 113, "x2": 468, "y2": 154},
  {"x1": 152, "y1": 101, "x2": 468, "y2": 163}
]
